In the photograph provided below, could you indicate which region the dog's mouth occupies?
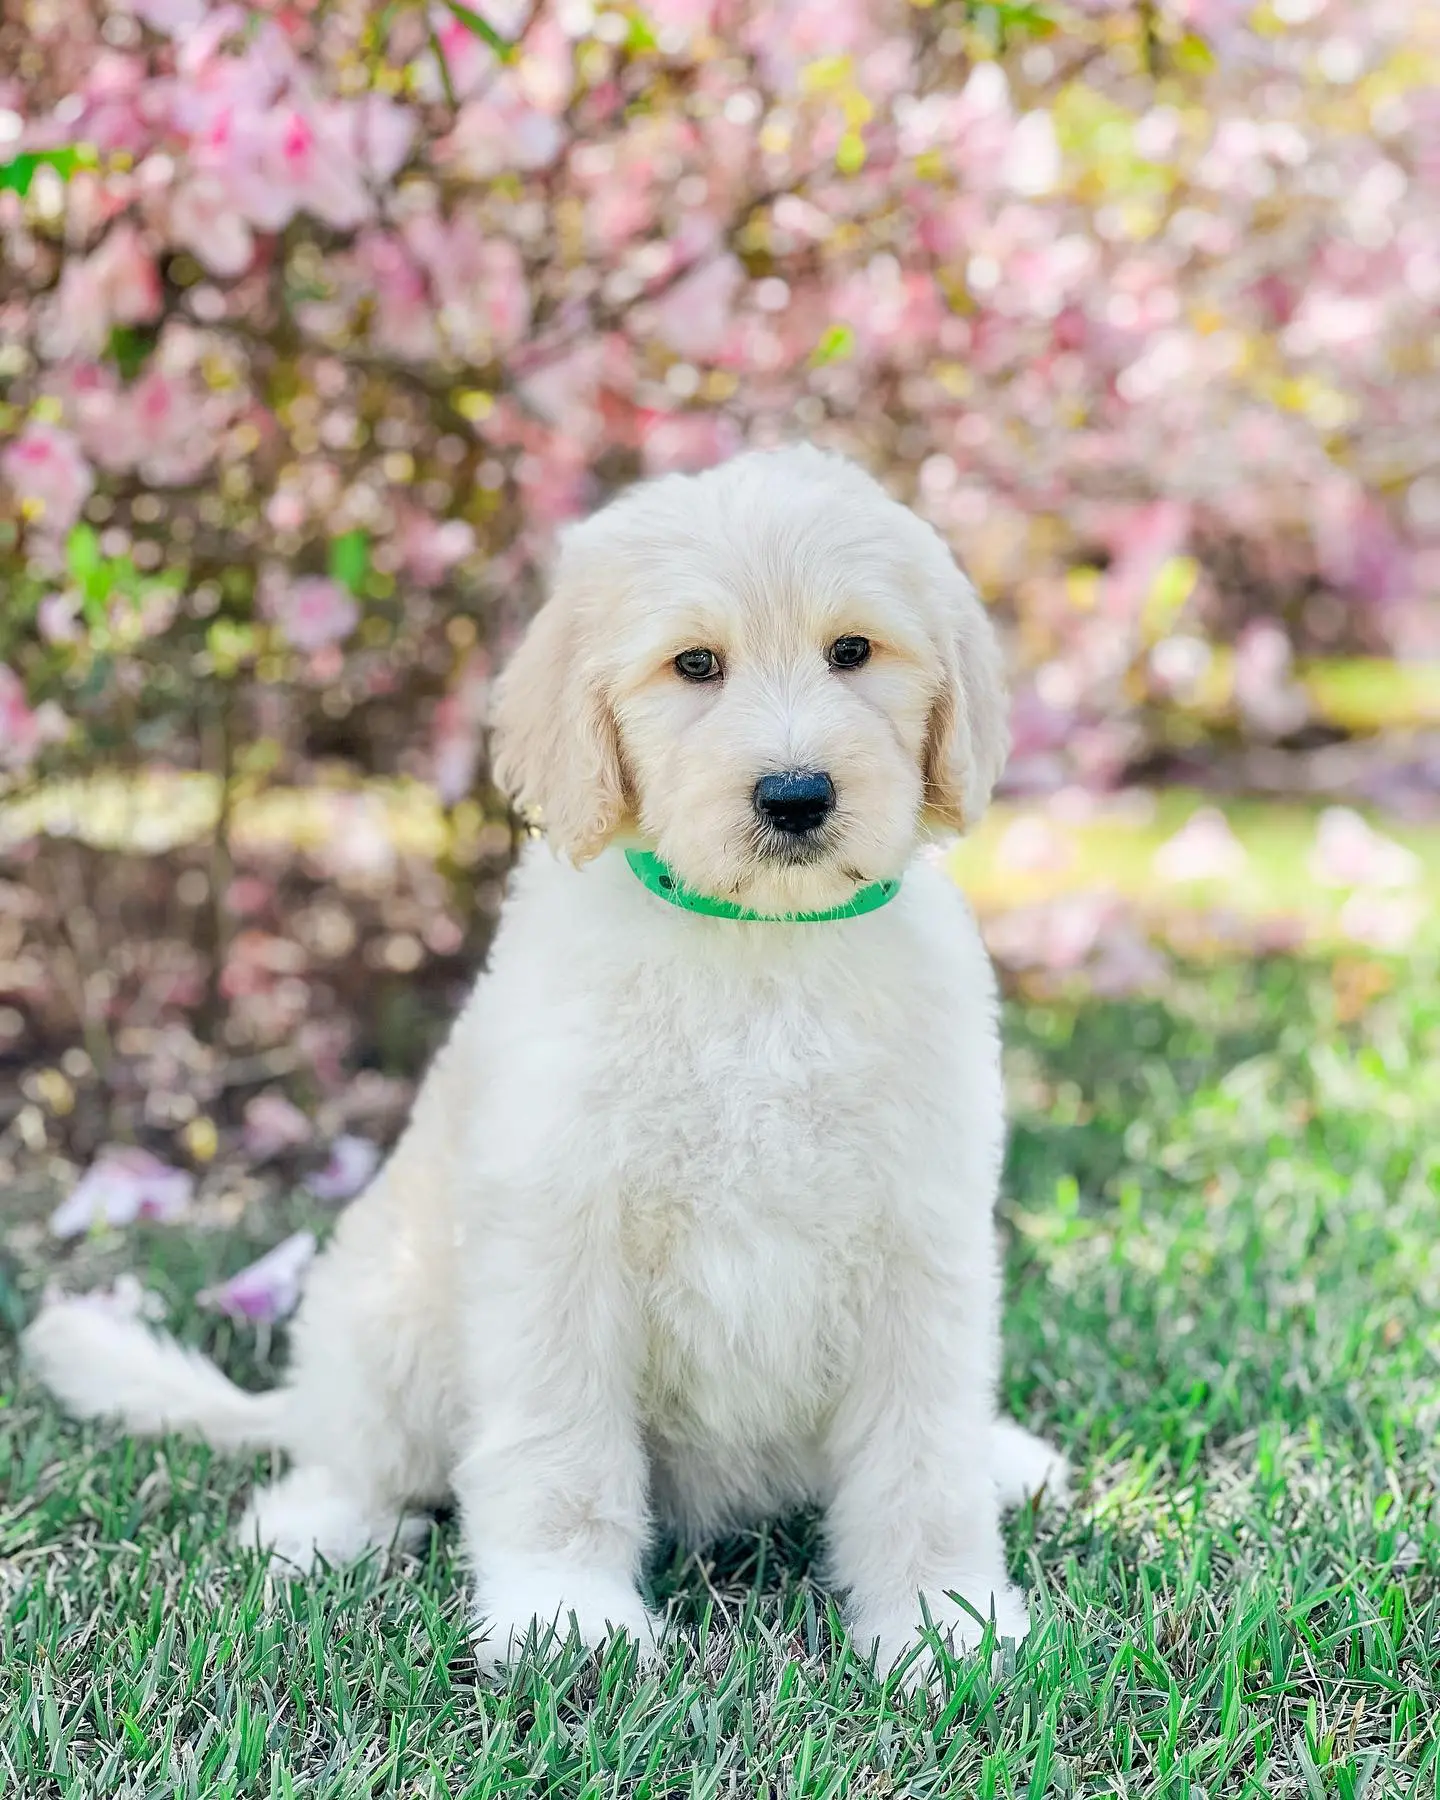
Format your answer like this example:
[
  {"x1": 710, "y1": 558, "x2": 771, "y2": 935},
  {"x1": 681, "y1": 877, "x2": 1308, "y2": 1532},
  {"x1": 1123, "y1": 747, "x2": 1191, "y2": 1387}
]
[{"x1": 752, "y1": 826, "x2": 834, "y2": 868}]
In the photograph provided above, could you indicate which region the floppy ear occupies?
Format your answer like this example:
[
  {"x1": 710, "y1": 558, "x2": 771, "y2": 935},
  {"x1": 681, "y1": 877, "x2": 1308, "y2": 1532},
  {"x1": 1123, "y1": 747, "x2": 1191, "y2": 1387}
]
[
  {"x1": 922, "y1": 557, "x2": 1010, "y2": 833},
  {"x1": 489, "y1": 550, "x2": 630, "y2": 863}
]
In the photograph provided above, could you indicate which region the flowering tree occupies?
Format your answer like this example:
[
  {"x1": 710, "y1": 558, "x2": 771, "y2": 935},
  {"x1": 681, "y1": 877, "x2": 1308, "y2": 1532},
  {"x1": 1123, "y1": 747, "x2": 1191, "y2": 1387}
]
[{"x1": 3, "y1": 0, "x2": 1436, "y2": 810}]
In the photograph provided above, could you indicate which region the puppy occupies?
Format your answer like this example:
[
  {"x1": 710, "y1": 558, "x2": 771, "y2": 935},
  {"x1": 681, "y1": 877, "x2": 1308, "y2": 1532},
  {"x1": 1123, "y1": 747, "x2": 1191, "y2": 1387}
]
[{"x1": 25, "y1": 445, "x2": 1067, "y2": 1678}]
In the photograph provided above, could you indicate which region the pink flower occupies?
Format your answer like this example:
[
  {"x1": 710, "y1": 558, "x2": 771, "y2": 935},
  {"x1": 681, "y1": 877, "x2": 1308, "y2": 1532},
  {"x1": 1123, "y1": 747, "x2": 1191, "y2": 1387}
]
[
  {"x1": 402, "y1": 216, "x2": 531, "y2": 359},
  {"x1": 355, "y1": 231, "x2": 437, "y2": 361},
  {"x1": 169, "y1": 174, "x2": 254, "y2": 277},
  {"x1": 645, "y1": 0, "x2": 717, "y2": 39},
  {"x1": 132, "y1": 0, "x2": 211, "y2": 35},
  {"x1": 639, "y1": 411, "x2": 743, "y2": 475},
  {"x1": 307, "y1": 1133, "x2": 381, "y2": 1203},
  {"x1": 37, "y1": 594, "x2": 82, "y2": 645},
  {"x1": 994, "y1": 815, "x2": 1075, "y2": 876},
  {"x1": 398, "y1": 510, "x2": 476, "y2": 587},
  {"x1": 1153, "y1": 809, "x2": 1248, "y2": 883},
  {"x1": 1308, "y1": 808, "x2": 1420, "y2": 890},
  {"x1": 342, "y1": 93, "x2": 416, "y2": 183},
  {"x1": 0, "y1": 664, "x2": 69, "y2": 770},
  {"x1": 1336, "y1": 893, "x2": 1425, "y2": 954},
  {"x1": 652, "y1": 254, "x2": 744, "y2": 360},
  {"x1": 432, "y1": 650, "x2": 492, "y2": 804},
  {"x1": 242, "y1": 1091, "x2": 313, "y2": 1162},
  {"x1": 1233, "y1": 620, "x2": 1308, "y2": 739},
  {"x1": 198, "y1": 1230, "x2": 317, "y2": 1323},
  {"x1": 1313, "y1": 484, "x2": 1411, "y2": 607},
  {"x1": 1099, "y1": 501, "x2": 1191, "y2": 620},
  {"x1": 218, "y1": 102, "x2": 372, "y2": 233},
  {"x1": 984, "y1": 895, "x2": 1115, "y2": 973},
  {"x1": 49, "y1": 1147, "x2": 195, "y2": 1239},
  {"x1": 44, "y1": 223, "x2": 161, "y2": 360},
  {"x1": 441, "y1": 78, "x2": 564, "y2": 179},
  {"x1": 1, "y1": 423, "x2": 94, "y2": 531},
  {"x1": 261, "y1": 574, "x2": 359, "y2": 653},
  {"x1": 93, "y1": 370, "x2": 218, "y2": 487},
  {"x1": 1086, "y1": 927, "x2": 1170, "y2": 998}
]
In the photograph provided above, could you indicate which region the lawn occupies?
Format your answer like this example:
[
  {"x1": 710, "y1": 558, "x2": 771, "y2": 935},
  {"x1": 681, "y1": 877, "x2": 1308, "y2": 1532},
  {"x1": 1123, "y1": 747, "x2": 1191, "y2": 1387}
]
[{"x1": 3, "y1": 957, "x2": 1439, "y2": 1798}]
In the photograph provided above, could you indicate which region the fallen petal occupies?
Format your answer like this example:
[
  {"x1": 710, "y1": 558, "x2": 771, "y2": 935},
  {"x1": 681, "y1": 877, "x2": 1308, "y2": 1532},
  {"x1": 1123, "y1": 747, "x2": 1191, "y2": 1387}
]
[
  {"x1": 306, "y1": 1133, "x2": 381, "y2": 1203},
  {"x1": 197, "y1": 1230, "x2": 318, "y2": 1324},
  {"x1": 50, "y1": 1147, "x2": 195, "y2": 1239}
]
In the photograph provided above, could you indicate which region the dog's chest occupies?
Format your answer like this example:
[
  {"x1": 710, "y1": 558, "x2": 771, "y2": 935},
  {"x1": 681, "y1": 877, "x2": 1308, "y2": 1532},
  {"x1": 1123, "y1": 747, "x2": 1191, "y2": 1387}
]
[{"x1": 597, "y1": 962, "x2": 942, "y2": 1440}]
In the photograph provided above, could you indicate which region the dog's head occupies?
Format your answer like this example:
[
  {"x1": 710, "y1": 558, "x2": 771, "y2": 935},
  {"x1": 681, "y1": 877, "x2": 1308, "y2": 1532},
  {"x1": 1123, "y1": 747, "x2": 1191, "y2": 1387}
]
[{"x1": 491, "y1": 445, "x2": 1008, "y2": 915}]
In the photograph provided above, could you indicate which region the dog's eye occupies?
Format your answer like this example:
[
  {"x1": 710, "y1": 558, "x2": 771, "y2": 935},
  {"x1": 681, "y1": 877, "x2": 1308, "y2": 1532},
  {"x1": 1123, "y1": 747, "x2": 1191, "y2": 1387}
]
[
  {"x1": 827, "y1": 635, "x2": 872, "y2": 670},
  {"x1": 674, "y1": 648, "x2": 722, "y2": 682}
]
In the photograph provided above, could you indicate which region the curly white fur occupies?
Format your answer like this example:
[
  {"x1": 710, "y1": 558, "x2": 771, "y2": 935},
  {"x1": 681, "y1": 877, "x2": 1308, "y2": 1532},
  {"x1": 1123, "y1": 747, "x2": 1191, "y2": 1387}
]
[{"x1": 25, "y1": 445, "x2": 1068, "y2": 1680}]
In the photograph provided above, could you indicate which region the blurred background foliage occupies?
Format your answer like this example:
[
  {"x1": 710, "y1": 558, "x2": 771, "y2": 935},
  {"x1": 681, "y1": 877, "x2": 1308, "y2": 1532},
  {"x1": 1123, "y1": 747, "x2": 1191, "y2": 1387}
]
[{"x1": 0, "y1": 0, "x2": 1437, "y2": 1195}]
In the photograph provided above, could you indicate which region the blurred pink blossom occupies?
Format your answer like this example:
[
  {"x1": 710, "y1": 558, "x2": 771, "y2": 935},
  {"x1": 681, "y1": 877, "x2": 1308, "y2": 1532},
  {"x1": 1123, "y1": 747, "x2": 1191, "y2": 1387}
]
[
  {"x1": 984, "y1": 895, "x2": 1115, "y2": 972},
  {"x1": 2, "y1": 423, "x2": 94, "y2": 531},
  {"x1": 0, "y1": 664, "x2": 69, "y2": 770},
  {"x1": 198, "y1": 1230, "x2": 318, "y2": 1323},
  {"x1": 1336, "y1": 892, "x2": 1426, "y2": 953},
  {"x1": 37, "y1": 594, "x2": 82, "y2": 645},
  {"x1": 242, "y1": 1091, "x2": 313, "y2": 1161},
  {"x1": 1099, "y1": 501, "x2": 1192, "y2": 619},
  {"x1": 1086, "y1": 927, "x2": 1171, "y2": 998},
  {"x1": 307, "y1": 1133, "x2": 381, "y2": 1203},
  {"x1": 398, "y1": 510, "x2": 476, "y2": 586},
  {"x1": 49, "y1": 1147, "x2": 195, "y2": 1239},
  {"x1": 432, "y1": 650, "x2": 493, "y2": 804},
  {"x1": 169, "y1": 174, "x2": 254, "y2": 277},
  {"x1": 640, "y1": 411, "x2": 743, "y2": 475},
  {"x1": 260, "y1": 574, "x2": 359, "y2": 653},
  {"x1": 441, "y1": 78, "x2": 564, "y2": 178},
  {"x1": 402, "y1": 217, "x2": 531, "y2": 357},
  {"x1": 653, "y1": 255, "x2": 744, "y2": 360},
  {"x1": 132, "y1": 0, "x2": 210, "y2": 36},
  {"x1": 91, "y1": 369, "x2": 219, "y2": 487},
  {"x1": 43, "y1": 223, "x2": 161, "y2": 359},
  {"x1": 1307, "y1": 807, "x2": 1421, "y2": 889},
  {"x1": 1233, "y1": 620, "x2": 1308, "y2": 738},
  {"x1": 994, "y1": 815, "x2": 1076, "y2": 875},
  {"x1": 211, "y1": 101, "x2": 373, "y2": 234},
  {"x1": 1153, "y1": 808, "x2": 1248, "y2": 883}
]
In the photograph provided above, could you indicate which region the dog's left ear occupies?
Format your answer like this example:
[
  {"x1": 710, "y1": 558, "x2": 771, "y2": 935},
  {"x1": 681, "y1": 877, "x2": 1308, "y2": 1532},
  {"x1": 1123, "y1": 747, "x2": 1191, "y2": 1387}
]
[
  {"x1": 921, "y1": 553, "x2": 1010, "y2": 833},
  {"x1": 490, "y1": 536, "x2": 630, "y2": 862}
]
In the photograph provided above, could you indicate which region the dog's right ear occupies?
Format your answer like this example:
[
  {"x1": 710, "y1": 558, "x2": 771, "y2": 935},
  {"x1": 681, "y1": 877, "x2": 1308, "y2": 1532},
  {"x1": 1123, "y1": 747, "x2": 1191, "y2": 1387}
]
[{"x1": 490, "y1": 543, "x2": 630, "y2": 863}]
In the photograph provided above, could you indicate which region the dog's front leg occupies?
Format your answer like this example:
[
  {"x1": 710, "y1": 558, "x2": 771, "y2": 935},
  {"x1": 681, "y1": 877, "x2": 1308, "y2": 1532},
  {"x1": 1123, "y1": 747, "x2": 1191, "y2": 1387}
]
[
  {"x1": 454, "y1": 1209, "x2": 659, "y2": 1671},
  {"x1": 823, "y1": 1246, "x2": 1028, "y2": 1679}
]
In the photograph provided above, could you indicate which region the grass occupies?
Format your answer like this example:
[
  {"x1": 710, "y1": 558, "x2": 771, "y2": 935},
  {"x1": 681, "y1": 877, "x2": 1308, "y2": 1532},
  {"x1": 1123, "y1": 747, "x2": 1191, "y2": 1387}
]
[{"x1": 3, "y1": 956, "x2": 1440, "y2": 1797}]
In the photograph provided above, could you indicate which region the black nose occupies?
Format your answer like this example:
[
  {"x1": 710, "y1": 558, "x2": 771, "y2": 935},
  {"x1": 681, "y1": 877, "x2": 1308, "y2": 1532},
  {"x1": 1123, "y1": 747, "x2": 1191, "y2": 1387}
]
[{"x1": 753, "y1": 770, "x2": 836, "y2": 836}]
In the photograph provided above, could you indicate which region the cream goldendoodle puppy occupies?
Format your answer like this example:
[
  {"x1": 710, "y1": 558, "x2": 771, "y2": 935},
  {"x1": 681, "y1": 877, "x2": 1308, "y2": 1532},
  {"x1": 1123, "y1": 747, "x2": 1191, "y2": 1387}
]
[{"x1": 26, "y1": 445, "x2": 1066, "y2": 1678}]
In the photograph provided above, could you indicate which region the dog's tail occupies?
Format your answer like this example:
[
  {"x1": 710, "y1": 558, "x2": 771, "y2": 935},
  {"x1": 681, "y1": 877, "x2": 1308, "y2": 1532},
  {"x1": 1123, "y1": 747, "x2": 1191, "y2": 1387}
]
[{"x1": 22, "y1": 1301, "x2": 292, "y2": 1453}]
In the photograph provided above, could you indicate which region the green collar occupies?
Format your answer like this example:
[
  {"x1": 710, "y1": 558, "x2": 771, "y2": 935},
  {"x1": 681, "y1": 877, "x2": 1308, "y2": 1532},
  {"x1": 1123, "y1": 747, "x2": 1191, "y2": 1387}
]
[{"x1": 625, "y1": 849, "x2": 901, "y2": 923}]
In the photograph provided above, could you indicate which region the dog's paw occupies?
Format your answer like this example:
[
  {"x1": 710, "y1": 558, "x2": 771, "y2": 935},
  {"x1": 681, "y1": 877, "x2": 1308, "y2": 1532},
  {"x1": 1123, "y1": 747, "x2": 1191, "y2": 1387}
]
[
  {"x1": 991, "y1": 1418, "x2": 1072, "y2": 1512},
  {"x1": 850, "y1": 1577, "x2": 1030, "y2": 1686},
  {"x1": 240, "y1": 1467, "x2": 417, "y2": 1573},
  {"x1": 471, "y1": 1556, "x2": 662, "y2": 1672}
]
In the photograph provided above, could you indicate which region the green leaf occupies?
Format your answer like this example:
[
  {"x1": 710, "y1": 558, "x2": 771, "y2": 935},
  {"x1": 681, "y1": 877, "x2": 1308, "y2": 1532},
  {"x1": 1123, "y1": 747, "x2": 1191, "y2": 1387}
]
[
  {"x1": 624, "y1": 8, "x2": 659, "y2": 52},
  {"x1": 66, "y1": 524, "x2": 102, "y2": 584},
  {"x1": 107, "y1": 326, "x2": 158, "y2": 381},
  {"x1": 809, "y1": 324, "x2": 856, "y2": 367},
  {"x1": 329, "y1": 531, "x2": 370, "y2": 596},
  {"x1": 439, "y1": 0, "x2": 514, "y2": 57},
  {"x1": 0, "y1": 145, "x2": 97, "y2": 197}
]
